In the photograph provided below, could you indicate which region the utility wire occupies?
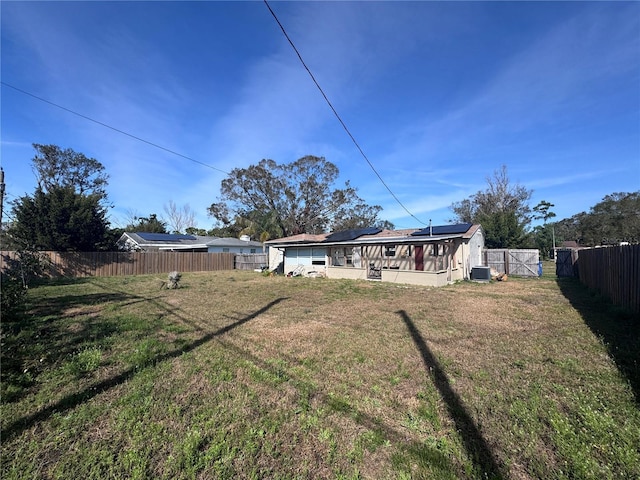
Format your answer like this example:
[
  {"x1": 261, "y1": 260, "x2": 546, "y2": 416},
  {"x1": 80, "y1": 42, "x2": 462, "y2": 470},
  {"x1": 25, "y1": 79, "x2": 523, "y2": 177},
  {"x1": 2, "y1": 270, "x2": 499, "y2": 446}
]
[
  {"x1": 0, "y1": 81, "x2": 229, "y2": 175},
  {"x1": 263, "y1": 0, "x2": 427, "y2": 226}
]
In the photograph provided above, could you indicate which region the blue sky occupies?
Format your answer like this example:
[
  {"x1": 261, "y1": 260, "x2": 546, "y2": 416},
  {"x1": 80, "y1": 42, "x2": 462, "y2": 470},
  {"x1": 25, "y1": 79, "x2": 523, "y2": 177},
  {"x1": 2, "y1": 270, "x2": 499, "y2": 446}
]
[{"x1": 2, "y1": 1, "x2": 639, "y2": 232}]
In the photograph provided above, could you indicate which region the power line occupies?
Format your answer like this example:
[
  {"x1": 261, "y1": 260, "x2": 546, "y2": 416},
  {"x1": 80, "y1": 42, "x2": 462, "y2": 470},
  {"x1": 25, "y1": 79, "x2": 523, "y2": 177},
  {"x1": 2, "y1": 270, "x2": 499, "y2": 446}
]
[
  {"x1": 263, "y1": 0, "x2": 427, "y2": 226},
  {"x1": 0, "y1": 81, "x2": 229, "y2": 175}
]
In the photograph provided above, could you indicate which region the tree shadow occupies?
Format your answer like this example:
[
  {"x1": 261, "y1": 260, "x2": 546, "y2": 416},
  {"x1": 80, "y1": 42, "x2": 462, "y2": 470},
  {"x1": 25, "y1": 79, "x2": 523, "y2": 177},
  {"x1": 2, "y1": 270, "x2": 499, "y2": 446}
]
[
  {"x1": 556, "y1": 277, "x2": 640, "y2": 404},
  {"x1": 397, "y1": 310, "x2": 505, "y2": 480},
  {"x1": 1, "y1": 291, "x2": 143, "y2": 404},
  {"x1": 1, "y1": 250, "x2": 134, "y2": 280},
  {"x1": 47, "y1": 251, "x2": 134, "y2": 278},
  {"x1": 2, "y1": 297, "x2": 288, "y2": 441}
]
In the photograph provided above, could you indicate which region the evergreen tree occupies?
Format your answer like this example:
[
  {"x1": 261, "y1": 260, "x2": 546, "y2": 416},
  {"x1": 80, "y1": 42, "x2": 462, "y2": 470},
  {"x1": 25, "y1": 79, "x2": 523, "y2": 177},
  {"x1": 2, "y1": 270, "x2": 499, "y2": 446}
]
[
  {"x1": 125, "y1": 214, "x2": 168, "y2": 233},
  {"x1": 9, "y1": 186, "x2": 111, "y2": 251}
]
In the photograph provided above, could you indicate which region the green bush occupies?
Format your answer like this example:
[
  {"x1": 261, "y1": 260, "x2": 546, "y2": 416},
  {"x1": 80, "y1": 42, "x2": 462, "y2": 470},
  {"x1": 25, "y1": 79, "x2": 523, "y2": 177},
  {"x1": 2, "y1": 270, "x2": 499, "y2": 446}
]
[{"x1": 0, "y1": 272, "x2": 27, "y2": 321}]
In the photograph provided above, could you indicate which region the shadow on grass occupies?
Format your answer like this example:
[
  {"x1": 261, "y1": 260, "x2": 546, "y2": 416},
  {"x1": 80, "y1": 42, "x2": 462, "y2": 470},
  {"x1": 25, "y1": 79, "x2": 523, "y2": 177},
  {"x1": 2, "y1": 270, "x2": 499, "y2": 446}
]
[
  {"x1": 556, "y1": 277, "x2": 640, "y2": 404},
  {"x1": 2, "y1": 297, "x2": 288, "y2": 442},
  {"x1": 397, "y1": 310, "x2": 505, "y2": 480},
  {"x1": 24, "y1": 292, "x2": 140, "y2": 318},
  {"x1": 1, "y1": 291, "x2": 143, "y2": 404},
  {"x1": 219, "y1": 340, "x2": 459, "y2": 477}
]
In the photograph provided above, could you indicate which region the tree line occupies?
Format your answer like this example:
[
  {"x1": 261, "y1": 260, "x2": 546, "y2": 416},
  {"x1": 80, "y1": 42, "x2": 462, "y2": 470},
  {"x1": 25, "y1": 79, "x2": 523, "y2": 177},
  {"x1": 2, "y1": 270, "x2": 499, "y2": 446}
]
[
  {"x1": 2, "y1": 144, "x2": 638, "y2": 318},
  {"x1": 3, "y1": 144, "x2": 638, "y2": 254}
]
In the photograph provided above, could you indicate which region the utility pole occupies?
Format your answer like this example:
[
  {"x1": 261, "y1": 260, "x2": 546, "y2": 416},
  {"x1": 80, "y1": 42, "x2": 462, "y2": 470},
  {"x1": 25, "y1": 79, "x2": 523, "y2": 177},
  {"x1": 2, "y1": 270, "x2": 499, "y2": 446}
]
[{"x1": 0, "y1": 167, "x2": 4, "y2": 228}]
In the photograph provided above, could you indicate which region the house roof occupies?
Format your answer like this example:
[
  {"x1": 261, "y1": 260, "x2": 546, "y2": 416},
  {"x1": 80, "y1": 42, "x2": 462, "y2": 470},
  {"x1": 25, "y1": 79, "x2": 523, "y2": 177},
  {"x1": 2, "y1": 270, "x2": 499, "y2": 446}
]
[
  {"x1": 265, "y1": 223, "x2": 481, "y2": 248},
  {"x1": 117, "y1": 232, "x2": 263, "y2": 251},
  {"x1": 204, "y1": 237, "x2": 264, "y2": 248},
  {"x1": 411, "y1": 223, "x2": 473, "y2": 237}
]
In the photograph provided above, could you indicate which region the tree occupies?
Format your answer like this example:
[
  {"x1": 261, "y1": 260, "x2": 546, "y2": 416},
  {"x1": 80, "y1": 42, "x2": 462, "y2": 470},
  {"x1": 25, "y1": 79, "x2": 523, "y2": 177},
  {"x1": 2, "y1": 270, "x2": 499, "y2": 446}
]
[
  {"x1": 208, "y1": 156, "x2": 390, "y2": 238},
  {"x1": 451, "y1": 166, "x2": 533, "y2": 248},
  {"x1": 7, "y1": 145, "x2": 114, "y2": 252},
  {"x1": 30, "y1": 144, "x2": 109, "y2": 203},
  {"x1": 554, "y1": 191, "x2": 639, "y2": 246},
  {"x1": 533, "y1": 200, "x2": 556, "y2": 224},
  {"x1": 125, "y1": 214, "x2": 167, "y2": 233},
  {"x1": 532, "y1": 200, "x2": 556, "y2": 259},
  {"x1": 477, "y1": 210, "x2": 530, "y2": 249},
  {"x1": 9, "y1": 186, "x2": 112, "y2": 251},
  {"x1": 331, "y1": 202, "x2": 394, "y2": 232},
  {"x1": 163, "y1": 201, "x2": 196, "y2": 234}
]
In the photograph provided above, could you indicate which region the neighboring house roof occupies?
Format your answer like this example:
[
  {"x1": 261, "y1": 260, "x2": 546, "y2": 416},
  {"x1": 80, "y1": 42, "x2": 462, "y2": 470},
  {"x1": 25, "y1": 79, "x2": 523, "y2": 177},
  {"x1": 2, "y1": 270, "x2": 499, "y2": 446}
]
[
  {"x1": 265, "y1": 223, "x2": 481, "y2": 248},
  {"x1": 117, "y1": 232, "x2": 264, "y2": 251},
  {"x1": 117, "y1": 232, "x2": 219, "y2": 250},
  {"x1": 205, "y1": 237, "x2": 264, "y2": 249}
]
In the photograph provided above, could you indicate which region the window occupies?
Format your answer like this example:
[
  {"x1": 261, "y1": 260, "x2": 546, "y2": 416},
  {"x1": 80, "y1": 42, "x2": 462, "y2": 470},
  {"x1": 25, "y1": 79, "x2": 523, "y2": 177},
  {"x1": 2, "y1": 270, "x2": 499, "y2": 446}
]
[
  {"x1": 223, "y1": 248, "x2": 230, "y2": 253},
  {"x1": 385, "y1": 245, "x2": 396, "y2": 257},
  {"x1": 312, "y1": 248, "x2": 326, "y2": 266},
  {"x1": 250, "y1": 248, "x2": 256, "y2": 253},
  {"x1": 285, "y1": 247, "x2": 325, "y2": 267}
]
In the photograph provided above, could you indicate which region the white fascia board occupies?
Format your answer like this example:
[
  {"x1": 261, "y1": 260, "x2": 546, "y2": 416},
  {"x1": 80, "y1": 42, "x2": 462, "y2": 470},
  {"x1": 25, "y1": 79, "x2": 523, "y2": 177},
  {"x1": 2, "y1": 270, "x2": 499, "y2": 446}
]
[{"x1": 273, "y1": 234, "x2": 465, "y2": 249}]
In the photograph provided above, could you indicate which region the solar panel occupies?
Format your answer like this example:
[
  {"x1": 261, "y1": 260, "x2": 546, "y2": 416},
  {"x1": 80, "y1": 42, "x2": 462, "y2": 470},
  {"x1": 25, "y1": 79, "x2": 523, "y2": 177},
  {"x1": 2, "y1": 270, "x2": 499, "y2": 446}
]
[
  {"x1": 411, "y1": 223, "x2": 472, "y2": 237},
  {"x1": 323, "y1": 227, "x2": 382, "y2": 243},
  {"x1": 136, "y1": 232, "x2": 197, "y2": 242}
]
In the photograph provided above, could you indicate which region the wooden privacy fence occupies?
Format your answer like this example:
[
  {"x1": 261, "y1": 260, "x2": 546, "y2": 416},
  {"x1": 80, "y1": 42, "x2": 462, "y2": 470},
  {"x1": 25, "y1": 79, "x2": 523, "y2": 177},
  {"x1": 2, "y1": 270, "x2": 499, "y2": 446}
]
[
  {"x1": 234, "y1": 253, "x2": 268, "y2": 271},
  {"x1": 572, "y1": 245, "x2": 639, "y2": 314},
  {"x1": 1, "y1": 251, "x2": 235, "y2": 278},
  {"x1": 484, "y1": 249, "x2": 540, "y2": 277}
]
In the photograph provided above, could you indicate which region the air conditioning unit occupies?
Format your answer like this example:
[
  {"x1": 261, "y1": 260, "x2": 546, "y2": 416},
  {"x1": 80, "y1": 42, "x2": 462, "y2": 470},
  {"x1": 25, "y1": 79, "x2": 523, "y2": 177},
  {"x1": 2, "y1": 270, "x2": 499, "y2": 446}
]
[{"x1": 471, "y1": 266, "x2": 491, "y2": 281}]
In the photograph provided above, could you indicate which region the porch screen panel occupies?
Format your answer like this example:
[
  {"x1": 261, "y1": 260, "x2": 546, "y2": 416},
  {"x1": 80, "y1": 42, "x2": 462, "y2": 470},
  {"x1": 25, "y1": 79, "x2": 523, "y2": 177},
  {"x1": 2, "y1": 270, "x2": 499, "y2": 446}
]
[{"x1": 352, "y1": 247, "x2": 362, "y2": 268}]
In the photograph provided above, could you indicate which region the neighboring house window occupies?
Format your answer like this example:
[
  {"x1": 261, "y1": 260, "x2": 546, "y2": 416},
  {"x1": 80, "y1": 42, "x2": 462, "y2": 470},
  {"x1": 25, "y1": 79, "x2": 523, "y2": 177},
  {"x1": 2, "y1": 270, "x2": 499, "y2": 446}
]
[
  {"x1": 385, "y1": 245, "x2": 396, "y2": 257},
  {"x1": 223, "y1": 248, "x2": 230, "y2": 253},
  {"x1": 250, "y1": 248, "x2": 256, "y2": 253}
]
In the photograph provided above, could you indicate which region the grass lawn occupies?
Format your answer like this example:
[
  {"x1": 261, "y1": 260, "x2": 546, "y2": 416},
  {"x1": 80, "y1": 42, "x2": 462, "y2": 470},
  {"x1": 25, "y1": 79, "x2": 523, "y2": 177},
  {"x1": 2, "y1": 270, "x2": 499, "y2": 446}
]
[{"x1": 2, "y1": 265, "x2": 639, "y2": 479}]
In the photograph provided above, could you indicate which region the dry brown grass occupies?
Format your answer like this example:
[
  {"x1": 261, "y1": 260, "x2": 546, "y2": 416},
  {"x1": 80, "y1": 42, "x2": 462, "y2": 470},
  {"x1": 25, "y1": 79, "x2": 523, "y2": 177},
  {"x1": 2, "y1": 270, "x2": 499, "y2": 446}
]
[{"x1": 2, "y1": 270, "x2": 638, "y2": 479}]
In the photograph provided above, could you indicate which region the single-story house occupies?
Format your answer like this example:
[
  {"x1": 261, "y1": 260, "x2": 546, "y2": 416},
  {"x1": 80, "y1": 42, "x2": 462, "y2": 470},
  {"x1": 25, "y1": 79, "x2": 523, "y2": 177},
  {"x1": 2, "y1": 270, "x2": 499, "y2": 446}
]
[
  {"x1": 117, "y1": 232, "x2": 265, "y2": 254},
  {"x1": 265, "y1": 223, "x2": 484, "y2": 287}
]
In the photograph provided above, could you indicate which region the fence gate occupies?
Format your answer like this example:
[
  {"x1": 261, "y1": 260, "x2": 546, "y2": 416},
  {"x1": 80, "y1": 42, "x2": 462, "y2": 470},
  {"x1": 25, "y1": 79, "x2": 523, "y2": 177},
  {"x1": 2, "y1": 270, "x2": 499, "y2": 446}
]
[
  {"x1": 234, "y1": 253, "x2": 268, "y2": 271},
  {"x1": 556, "y1": 249, "x2": 577, "y2": 277},
  {"x1": 484, "y1": 249, "x2": 540, "y2": 277},
  {"x1": 508, "y1": 249, "x2": 539, "y2": 276}
]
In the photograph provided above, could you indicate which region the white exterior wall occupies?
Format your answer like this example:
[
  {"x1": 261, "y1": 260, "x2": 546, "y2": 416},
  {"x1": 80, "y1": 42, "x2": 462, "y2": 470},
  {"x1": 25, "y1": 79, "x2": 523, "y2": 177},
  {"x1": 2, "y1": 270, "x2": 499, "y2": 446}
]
[
  {"x1": 268, "y1": 247, "x2": 284, "y2": 271},
  {"x1": 325, "y1": 266, "x2": 368, "y2": 280},
  {"x1": 468, "y1": 229, "x2": 485, "y2": 270},
  {"x1": 207, "y1": 246, "x2": 262, "y2": 254},
  {"x1": 381, "y1": 269, "x2": 450, "y2": 287}
]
